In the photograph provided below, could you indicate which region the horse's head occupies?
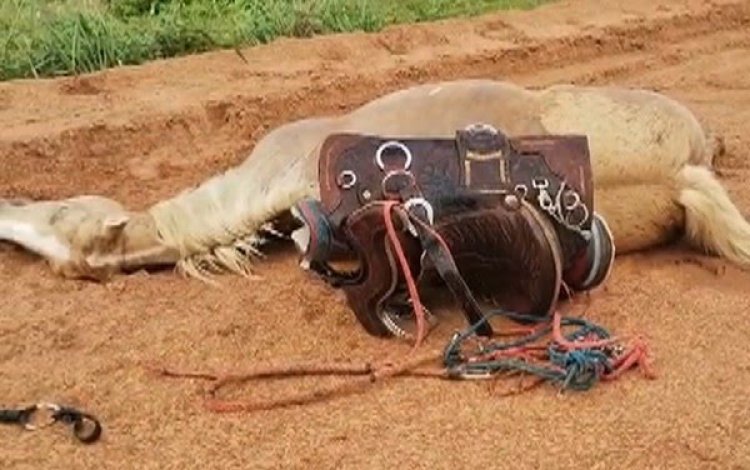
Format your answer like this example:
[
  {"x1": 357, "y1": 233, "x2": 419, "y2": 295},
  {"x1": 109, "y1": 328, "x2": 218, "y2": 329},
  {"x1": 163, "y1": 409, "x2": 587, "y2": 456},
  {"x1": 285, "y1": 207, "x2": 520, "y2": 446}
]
[{"x1": 0, "y1": 195, "x2": 176, "y2": 281}]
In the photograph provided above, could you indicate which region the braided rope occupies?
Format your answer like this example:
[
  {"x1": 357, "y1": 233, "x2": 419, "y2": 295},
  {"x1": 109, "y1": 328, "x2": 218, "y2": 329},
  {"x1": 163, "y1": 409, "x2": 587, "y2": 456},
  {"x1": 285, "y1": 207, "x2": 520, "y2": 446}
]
[{"x1": 444, "y1": 309, "x2": 656, "y2": 391}]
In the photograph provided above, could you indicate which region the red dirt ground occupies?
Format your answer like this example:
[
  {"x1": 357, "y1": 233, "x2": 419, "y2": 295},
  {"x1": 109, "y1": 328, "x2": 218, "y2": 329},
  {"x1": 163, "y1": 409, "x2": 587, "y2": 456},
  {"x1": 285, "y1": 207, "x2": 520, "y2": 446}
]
[{"x1": 1, "y1": 0, "x2": 749, "y2": 468}]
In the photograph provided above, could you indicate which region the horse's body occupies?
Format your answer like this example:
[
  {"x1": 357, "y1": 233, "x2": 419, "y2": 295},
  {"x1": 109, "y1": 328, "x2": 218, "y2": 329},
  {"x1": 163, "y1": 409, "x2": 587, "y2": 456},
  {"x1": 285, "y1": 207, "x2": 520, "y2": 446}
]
[{"x1": 1, "y1": 79, "x2": 746, "y2": 281}]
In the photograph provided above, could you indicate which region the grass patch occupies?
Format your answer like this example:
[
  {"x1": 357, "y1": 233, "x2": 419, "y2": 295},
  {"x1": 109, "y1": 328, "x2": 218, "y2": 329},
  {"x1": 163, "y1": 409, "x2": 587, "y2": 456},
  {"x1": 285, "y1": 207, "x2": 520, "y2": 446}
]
[{"x1": 0, "y1": 0, "x2": 552, "y2": 81}]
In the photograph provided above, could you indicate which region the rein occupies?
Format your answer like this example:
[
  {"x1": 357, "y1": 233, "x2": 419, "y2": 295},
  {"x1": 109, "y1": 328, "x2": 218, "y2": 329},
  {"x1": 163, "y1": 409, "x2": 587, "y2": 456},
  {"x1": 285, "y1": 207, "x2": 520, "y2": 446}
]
[
  {"x1": 382, "y1": 200, "x2": 429, "y2": 349},
  {"x1": 150, "y1": 309, "x2": 656, "y2": 413},
  {"x1": 150, "y1": 197, "x2": 656, "y2": 413}
]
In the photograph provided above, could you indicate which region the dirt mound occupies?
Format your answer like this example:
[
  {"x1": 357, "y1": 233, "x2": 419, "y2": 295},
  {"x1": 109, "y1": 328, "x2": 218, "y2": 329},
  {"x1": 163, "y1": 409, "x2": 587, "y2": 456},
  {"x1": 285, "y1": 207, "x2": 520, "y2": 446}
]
[{"x1": 1, "y1": 0, "x2": 749, "y2": 468}]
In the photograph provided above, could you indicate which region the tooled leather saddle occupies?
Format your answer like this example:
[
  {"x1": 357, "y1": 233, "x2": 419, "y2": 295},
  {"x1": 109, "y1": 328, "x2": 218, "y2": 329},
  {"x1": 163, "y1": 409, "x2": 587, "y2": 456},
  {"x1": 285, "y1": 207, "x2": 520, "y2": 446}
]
[{"x1": 290, "y1": 124, "x2": 615, "y2": 338}]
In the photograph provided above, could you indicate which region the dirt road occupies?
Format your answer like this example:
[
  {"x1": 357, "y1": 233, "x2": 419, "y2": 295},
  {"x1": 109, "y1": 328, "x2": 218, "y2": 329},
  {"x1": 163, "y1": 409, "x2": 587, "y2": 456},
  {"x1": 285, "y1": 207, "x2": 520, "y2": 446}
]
[{"x1": 1, "y1": 0, "x2": 749, "y2": 468}]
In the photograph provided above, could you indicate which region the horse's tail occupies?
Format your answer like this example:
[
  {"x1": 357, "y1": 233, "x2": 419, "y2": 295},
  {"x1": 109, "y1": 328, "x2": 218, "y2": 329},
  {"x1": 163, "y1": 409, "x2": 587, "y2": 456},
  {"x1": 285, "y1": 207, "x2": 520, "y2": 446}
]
[{"x1": 677, "y1": 164, "x2": 750, "y2": 266}]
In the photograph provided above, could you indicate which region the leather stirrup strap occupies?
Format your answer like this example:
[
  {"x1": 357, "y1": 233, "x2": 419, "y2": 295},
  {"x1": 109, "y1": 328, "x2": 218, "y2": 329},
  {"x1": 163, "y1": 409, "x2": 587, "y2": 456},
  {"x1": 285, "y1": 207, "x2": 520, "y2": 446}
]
[{"x1": 406, "y1": 211, "x2": 494, "y2": 337}]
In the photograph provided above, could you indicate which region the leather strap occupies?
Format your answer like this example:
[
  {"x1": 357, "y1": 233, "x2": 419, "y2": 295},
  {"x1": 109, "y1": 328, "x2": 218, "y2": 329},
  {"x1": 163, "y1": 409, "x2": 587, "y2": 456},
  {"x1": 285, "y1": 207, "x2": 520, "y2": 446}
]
[
  {"x1": 391, "y1": 173, "x2": 494, "y2": 336},
  {"x1": 405, "y1": 209, "x2": 494, "y2": 337}
]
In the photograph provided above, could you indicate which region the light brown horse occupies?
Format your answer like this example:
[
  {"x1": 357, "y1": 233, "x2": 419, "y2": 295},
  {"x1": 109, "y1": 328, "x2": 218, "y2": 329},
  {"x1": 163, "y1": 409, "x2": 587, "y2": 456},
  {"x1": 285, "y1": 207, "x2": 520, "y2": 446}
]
[{"x1": 0, "y1": 79, "x2": 742, "y2": 282}]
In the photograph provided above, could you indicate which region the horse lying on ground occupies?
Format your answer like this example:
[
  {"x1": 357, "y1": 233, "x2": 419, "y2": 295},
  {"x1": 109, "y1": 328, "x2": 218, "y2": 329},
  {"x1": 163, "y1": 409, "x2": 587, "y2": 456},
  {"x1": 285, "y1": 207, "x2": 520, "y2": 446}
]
[{"x1": 0, "y1": 79, "x2": 747, "y2": 282}]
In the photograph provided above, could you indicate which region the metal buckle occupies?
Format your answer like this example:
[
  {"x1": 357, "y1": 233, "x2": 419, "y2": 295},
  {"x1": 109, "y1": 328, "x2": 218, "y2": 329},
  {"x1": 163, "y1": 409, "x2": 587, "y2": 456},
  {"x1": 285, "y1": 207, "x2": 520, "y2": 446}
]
[
  {"x1": 3, "y1": 402, "x2": 102, "y2": 444},
  {"x1": 22, "y1": 403, "x2": 61, "y2": 431},
  {"x1": 446, "y1": 364, "x2": 494, "y2": 380}
]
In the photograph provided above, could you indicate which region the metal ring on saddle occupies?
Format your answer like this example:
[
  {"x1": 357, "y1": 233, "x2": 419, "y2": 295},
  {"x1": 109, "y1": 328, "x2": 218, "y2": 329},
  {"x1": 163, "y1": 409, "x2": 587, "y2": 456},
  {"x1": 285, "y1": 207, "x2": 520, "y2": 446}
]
[
  {"x1": 381, "y1": 169, "x2": 417, "y2": 199},
  {"x1": 562, "y1": 189, "x2": 581, "y2": 210},
  {"x1": 375, "y1": 141, "x2": 413, "y2": 171},
  {"x1": 464, "y1": 123, "x2": 499, "y2": 134},
  {"x1": 337, "y1": 170, "x2": 357, "y2": 189},
  {"x1": 404, "y1": 197, "x2": 435, "y2": 225},
  {"x1": 565, "y1": 203, "x2": 590, "y2": 229}
]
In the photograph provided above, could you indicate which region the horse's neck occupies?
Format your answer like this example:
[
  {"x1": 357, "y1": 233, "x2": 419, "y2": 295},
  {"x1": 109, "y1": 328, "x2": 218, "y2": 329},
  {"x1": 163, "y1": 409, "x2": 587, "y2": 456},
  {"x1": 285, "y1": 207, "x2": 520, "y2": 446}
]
[
  {"x1": 120, "y1": 212, "x2": 181, "y2": 269},
  {"x1": 146, "y1": 120, "x2": 331, "y2": 264}
]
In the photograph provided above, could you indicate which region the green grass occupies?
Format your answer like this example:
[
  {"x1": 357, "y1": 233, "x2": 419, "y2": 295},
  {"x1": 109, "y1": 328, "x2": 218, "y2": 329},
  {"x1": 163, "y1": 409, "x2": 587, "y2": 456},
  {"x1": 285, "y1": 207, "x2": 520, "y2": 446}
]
[{"x1": 0, "y1": 0, "x2": 551, "y2": 81}]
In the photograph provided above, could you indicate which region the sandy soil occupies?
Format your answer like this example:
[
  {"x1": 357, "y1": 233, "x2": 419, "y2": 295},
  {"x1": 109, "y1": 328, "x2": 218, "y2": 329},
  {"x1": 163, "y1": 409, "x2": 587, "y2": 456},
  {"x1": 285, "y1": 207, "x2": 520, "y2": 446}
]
[{"x1": 1, "y1": 0, "x2": 749, "y2": 468}]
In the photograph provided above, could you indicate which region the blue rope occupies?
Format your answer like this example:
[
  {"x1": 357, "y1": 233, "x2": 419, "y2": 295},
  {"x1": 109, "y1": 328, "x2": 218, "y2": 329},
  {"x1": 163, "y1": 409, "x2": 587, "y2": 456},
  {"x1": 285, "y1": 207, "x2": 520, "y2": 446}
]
[{"x1": 443, "y1": 307, "x2": 619, "y2": 391}]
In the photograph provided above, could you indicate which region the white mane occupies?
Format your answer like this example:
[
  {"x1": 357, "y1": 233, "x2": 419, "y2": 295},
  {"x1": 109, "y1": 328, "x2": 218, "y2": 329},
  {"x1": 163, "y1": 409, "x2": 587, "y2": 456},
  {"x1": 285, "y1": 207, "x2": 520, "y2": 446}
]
[{"x1": 148, "y1": 150, "x2": 317, "y2": 278}]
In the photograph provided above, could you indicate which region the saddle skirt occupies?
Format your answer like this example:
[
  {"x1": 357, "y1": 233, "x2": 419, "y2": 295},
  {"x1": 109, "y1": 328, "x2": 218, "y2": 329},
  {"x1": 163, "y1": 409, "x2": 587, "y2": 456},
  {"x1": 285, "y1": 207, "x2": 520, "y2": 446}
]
[{"x1": 290, "y1": 124, "x2": 615, "y2": 337}]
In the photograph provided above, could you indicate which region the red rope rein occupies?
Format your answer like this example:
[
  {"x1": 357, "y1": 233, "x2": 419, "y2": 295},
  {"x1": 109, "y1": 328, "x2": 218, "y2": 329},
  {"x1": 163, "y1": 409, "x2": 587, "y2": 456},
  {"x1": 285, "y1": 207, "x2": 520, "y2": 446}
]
[{"x1": 382, "y1": 201, "x2": 428, "y2": 351}]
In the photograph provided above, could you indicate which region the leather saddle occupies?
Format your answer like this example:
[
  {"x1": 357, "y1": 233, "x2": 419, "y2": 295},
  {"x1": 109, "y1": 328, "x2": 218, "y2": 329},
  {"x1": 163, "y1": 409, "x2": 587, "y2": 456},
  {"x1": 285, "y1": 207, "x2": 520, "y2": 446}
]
[{"x1": 290, "y1": 124, "x2": 615, "y2": 338}]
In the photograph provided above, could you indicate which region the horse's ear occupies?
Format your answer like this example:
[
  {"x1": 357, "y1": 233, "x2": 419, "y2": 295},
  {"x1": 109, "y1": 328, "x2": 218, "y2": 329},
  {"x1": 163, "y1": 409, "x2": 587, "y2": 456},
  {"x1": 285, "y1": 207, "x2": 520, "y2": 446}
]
[{"x1": 102, "y1": 214, "x2": 129, "y2": 233}]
